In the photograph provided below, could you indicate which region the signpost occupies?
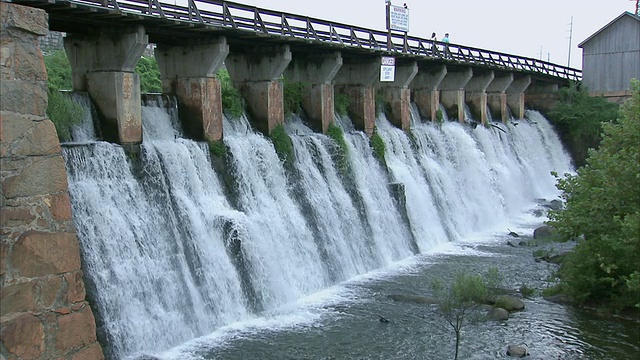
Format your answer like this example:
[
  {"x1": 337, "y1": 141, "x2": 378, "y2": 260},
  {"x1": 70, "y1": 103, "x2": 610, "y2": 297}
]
[{"x1": 385, "y1": 1, "x2": 410, "y2": 52}]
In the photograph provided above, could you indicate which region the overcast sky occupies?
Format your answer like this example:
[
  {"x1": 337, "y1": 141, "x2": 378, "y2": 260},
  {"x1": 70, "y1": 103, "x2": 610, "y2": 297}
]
[{"x1": 222, "y1": 0, "x2": 634, "y2": 70}]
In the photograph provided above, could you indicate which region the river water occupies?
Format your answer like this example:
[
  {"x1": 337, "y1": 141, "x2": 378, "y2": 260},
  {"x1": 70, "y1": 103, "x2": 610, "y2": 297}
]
[{"x1": 157, "y1": 218, "x2": 639, "y2": 360}]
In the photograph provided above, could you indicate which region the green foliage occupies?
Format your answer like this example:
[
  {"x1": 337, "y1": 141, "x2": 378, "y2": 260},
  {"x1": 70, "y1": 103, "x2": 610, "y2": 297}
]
[
  {"x1": 326, "y1": 123, "x2": 350, "y2": 173},
  {"x1": 218, "y1": 68, "x2": 244, "y2": 118},
  {"x1": 548, "y1": 79, "x2": 640, "y2": 311},
  {"x1": 430, "y1": 267, "x2": 499, "y2": 360},
  {"x1": 47, "y1": 89, "x2": 85, "y2": 142},
  {"x1": 44, "y1": 50, "x2": 84, "y2": 141},
  {"x1": 208, "y1": 140, "x2": 227, "y2": 158},
  {"x1": 548, "y1": 82, "x2": 619, "y2": 167},
  {"x1": 436, "y1": 109, "x2": 444, "y2": 123},
  {"x1": 135, "y1": 56, "x2": 162, "y2": 93},
  {"x1": 44, "y1": 50, "x2": 73, "y2": 91},
  {"x1": 334, "y1": 93, "x2": 349, "y2": 116},
  {"x1": 269, "y1": 124, "x2": 294, "y2": 163},
  {"x1": 283, "y1": 79, "x2": 305, "y2": 116},
  {"x1": 370, "y1": 129, "x2": 386, "y2": 164},
  {"x1": 519, "y1": 284, "x2": 535, "y2": 298}
]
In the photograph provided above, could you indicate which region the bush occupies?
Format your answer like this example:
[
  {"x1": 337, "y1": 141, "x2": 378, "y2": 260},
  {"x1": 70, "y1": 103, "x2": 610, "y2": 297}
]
[
  {"x1": 431, "y1": 267, "x2": 500, "y2": 360},
  {"x1": 334, "y1": 93, "x2": 349, "y2": 116},
  {"x1": 47, "y1": 89, "x2": 85, "y2": 142},
  {"x1": 370, "y1": 129, "x2": 386, "y2": 164},
  {"x1": 269, "y1": 124, "x2": 294, "y2": 163},
  {"x1": 44, "y1": 49, "x2": 73, "y2": 91},
  {"x1": 548, "y1": 79, "x2": 640, "y2": 311},
  {"x1": 326, "y1": 123, "x2": 349, "y2": 173},
  {"x1": 548, "y1": 82, "x2": 619, "y2": 167},
  {"x1": 218, "y1": 68, "x2": 244, "y2": 118},
  {"x1": 283, "y1": 78, "x2": 304, "y2": 116},
  {"x1": 208, "y1": 139, "x2": 227, "y2": 158}
]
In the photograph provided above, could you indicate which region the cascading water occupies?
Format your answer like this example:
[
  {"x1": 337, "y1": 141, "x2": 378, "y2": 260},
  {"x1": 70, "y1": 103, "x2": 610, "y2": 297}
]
[{"x1": 61, "y1": 93, "x2": 574, "y2": 359}]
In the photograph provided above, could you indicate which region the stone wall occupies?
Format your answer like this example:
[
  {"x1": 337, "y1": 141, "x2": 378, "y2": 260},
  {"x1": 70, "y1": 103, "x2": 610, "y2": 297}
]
[{"x1": 0, "y1": 3, "x2": 104, "y2": 359}]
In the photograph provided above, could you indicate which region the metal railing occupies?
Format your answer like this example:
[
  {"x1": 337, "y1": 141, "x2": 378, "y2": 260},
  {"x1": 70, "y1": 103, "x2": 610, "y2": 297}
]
[{"x1": 18, "y1": 0, "x2": 582, "y2": 81}]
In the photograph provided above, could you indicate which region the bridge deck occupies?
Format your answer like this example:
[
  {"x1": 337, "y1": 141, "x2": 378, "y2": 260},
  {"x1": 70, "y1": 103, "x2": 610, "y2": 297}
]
[{"x1": 13, "y1": 0, "x2": 581, "y2": 82}]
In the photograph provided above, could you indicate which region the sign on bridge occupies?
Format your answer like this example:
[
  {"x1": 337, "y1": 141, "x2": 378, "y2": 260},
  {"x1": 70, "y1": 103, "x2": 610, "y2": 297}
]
[
  {"x1": 380, "y1": 56, "x2": 395, "y2": 82},
  {"x1": 388, "y1": 4, "x2": 409, "y2": 32}
]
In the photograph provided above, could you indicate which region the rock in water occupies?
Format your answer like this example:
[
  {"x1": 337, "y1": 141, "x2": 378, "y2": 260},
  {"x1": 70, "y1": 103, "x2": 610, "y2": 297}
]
[{"x1": 506, "y1": 344, "x2": 528, "y2": 357}]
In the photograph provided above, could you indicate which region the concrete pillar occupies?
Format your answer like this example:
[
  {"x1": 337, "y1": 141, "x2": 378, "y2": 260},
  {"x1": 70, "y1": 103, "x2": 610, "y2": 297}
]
[
  {"x1": 411, "y1": 64, "x2": 446, "y2": 122},
  {"x1": 526, "y1": 82, "x2": 560, "y2": 115},
  {"x1": 378, "y1": 61, "x2": 418, "y2": 131},
  {"x1": 465, "y1": 71, "x2": 495, "y2": 125},
  {"x1": 284, "y1": 52, "x2": 342, "y2": 133},
  {"x1": 439, "y1": 68, "x2": 473, "y2": 123},
  {"x1": 155, "y1": 38, "x2": 229, "y2": 142},
  {"x1": 334, "y1": 58, "x2": 380, "y2": 136},
  {"x1": 225, "y1": 45, "x2": 291, "y2": 135},
  {"x1": 506, "y1": 75, "x2": 531, "y2": 120},
  {"x1": 486, "y1": 73, "x2": 513, "y2": 123},
  {"x1": 64, "y1": 26, "x2": 147, "y2": 144}
]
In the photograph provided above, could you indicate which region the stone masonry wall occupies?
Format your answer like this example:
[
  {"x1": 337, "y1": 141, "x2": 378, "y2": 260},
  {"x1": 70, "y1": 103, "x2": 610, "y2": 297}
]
[{"x1": 1, "y1": 3, "x2": 104, "y2": 359}]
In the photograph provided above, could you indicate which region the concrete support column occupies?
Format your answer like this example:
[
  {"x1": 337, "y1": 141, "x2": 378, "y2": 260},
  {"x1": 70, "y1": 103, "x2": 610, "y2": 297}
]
[
  {"x1": 411, "y1": 65, "x2": 446, "y2": 121},
  {"x1": 379, "y1": 61, "x2": 418, "y2": 131},
  {"x1": 155, "y1": 38, "x2": 229, "y2": 142},
  {"x1": 334, "y1": 58, "x2": 380, "y2": 136},
  {"x1": 526, "y1": 82, "x2": 560, "y2": 115},
  {"x1": 465, "y1": 71, "x2": 494, "y2": 125},
  {"x1": 284, "y1": 52, "x2": 343, "y2": 133},
  {"x1": 225, "y1": 45, "x2": 291, "y2": 135},
  {"x1": 506, "y1": 75, "x2": 531, "y2": 120},
  {"x1": 486, "y1": 73, "x2": 513, "y2": 123},
  {"x1": 439, "y1": 68, "x2": 473, "y2": 123},
  {"x1": 64, "y1": 26, "x2": 147, "y2": 144}
]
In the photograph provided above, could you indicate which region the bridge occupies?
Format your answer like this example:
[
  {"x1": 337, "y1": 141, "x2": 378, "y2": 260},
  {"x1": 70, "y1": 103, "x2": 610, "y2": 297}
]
[{"x1": 11, "y1": 0, "x2": 582, "y2": 144}]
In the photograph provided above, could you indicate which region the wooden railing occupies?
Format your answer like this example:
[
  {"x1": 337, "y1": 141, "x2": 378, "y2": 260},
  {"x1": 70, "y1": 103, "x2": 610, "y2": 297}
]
[{"x1": 19, "y1": 0, "x2": 582, "y2": 81}]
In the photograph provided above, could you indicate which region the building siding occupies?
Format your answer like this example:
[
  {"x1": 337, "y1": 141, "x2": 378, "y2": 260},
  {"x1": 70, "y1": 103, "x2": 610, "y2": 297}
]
[{"x1": 580, "y1": 14, "x2": 640, "y2": 93}]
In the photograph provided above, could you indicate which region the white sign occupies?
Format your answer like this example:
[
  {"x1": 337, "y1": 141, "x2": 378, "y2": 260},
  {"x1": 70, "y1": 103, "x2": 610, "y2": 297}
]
[
  {"x1": 381, "y1": 56, "x2": 396, "y2": 66},
  {"x1": 380, "y1": 65, "x2": 395, "y2": 82},
  {"x1": 389, "y1": 5, "x2": 409, "y2": 32}
]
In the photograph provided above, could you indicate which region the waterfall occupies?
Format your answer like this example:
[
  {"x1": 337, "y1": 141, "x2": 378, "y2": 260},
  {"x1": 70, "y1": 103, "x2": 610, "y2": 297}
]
[{"x1": 61, "y1": 95, "x2": 573, "y2": 359}]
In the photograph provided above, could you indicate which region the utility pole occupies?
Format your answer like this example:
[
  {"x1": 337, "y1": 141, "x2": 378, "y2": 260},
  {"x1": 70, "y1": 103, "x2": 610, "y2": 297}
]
[
  {"x1": 539, "y1": 45, "x2": 543, "y2": 61},
  {"x1": 567, "y1": 16, "x2": 573, "y2": 67}
]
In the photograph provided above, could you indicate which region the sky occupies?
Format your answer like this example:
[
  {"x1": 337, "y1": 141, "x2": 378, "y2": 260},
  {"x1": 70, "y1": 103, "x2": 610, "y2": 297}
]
[{"x1": 227, "y1": 0, "x2": 634, "y2": 70}]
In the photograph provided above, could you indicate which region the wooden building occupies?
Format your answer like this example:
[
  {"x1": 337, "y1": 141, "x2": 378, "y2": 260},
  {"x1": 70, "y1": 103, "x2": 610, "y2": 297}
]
[{"x1": 578, "y1": 12, "x2": 640, "y2": 102}]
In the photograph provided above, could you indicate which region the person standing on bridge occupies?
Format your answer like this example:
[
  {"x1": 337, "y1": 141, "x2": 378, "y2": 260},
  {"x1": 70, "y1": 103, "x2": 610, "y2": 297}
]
[
  {"x1": 442, "y1": 33, "x2": 451, "y2": 58},
  {"x1": 430, "y1": 32, "x2": 438, "y2": 55}
]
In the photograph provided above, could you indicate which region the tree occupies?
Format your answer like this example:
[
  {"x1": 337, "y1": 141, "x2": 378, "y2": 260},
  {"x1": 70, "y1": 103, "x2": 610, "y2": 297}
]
[
  {"x1": 548, "y1": 79, "x2": 640, "y2": 311},
  {"x1": 135, "y1": 56, "x2": 162, "y2": 93},
  {"x1": 44, "y1": 49, "x2": 73, "y2": 91},
  {"x1": 430, "y1": 268, "x2": 501, "y2": 360},
  {"x1": 44, "y1": 50, "x2": 84, "y2": 141},
  {"x1": 548, "y1": 82, "x2": 619, "y2": 168}
]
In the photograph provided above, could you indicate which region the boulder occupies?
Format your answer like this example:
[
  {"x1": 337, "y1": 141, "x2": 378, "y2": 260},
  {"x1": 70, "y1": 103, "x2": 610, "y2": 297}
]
[
  {"x1": 533, "y1": 225, "x2": 556, "y2": 240},
  {"x1": 494, "y1": 295, "x2": 525, "y2": 311},
  {"x1": 548, "y1": 199, "x2": 563, "y2": 210},
  {"x1": 488, "y1": 307, "x2": 509, "y2": 321},
  {"x1": 506, "y1": 344, "x2": 528, "y2": 357}
]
